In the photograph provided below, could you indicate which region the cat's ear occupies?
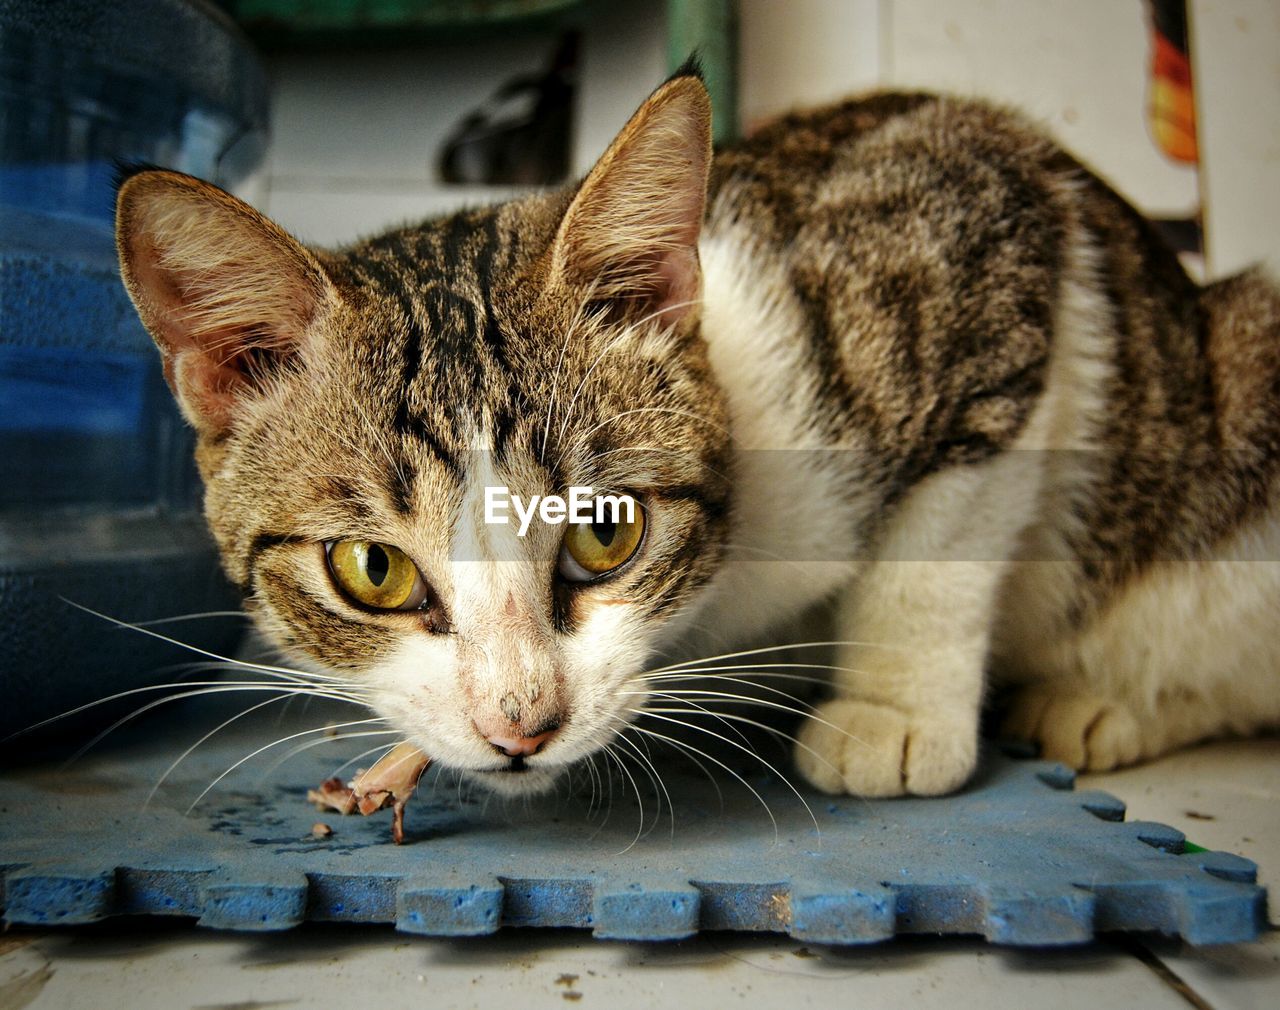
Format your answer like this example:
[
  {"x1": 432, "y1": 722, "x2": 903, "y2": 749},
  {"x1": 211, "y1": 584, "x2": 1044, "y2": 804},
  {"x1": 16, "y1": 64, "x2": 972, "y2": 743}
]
[
  {"x1": 549, "y1": 72, "x2": 712, "y2": 326},
  {"x1": 115, "y1": 170, "x2": 336, "y2": 436}
]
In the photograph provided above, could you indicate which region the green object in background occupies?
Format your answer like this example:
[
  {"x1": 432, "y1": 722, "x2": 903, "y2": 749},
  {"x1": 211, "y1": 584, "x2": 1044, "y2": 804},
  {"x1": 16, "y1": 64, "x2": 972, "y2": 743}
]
[
  {"x1": 226, "y1": 0, "x2": 586, "y2": 43},
  {"x1": 666, "y1": 0, "x2": 737, "y2": 144}
]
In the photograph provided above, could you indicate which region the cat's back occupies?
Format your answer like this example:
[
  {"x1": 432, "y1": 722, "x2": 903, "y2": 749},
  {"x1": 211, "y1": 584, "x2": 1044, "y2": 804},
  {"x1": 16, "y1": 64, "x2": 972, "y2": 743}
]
[
  {"x1": 709, "y1": 90, "x2": 1070, "y2": 246},
  {"x1": 703, "y1": 89, "x2": 1280, "y2": 569},
  {"x1": 703, "y1": 92, "x2": 1076, "y2": 472}
]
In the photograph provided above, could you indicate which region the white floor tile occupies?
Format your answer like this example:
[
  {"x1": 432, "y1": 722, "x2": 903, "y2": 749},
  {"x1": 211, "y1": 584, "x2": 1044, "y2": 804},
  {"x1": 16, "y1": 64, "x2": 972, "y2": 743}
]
[
  {"x1": 1143, "y1": 930, "x2": 1280, "y2": 1010},
  {"x1": 0, "y1": 926, "x2": 1195, "y2": 1010},
  {"x1": 1080, "y1": 737, "x2": 1280, "y2": 925}
]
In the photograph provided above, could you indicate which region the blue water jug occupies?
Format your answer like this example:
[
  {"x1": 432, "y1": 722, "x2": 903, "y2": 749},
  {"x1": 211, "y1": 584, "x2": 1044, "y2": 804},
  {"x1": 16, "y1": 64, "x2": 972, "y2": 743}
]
[{"x1": 0, "y1": 0, "x2": 270, "y2": 745}]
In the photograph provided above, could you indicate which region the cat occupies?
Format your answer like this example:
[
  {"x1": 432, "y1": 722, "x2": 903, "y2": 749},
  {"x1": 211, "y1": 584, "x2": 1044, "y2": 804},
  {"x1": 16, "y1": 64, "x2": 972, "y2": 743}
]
[{"x1": 114, "y1": 65, "x2": 1280, "y2": 801}]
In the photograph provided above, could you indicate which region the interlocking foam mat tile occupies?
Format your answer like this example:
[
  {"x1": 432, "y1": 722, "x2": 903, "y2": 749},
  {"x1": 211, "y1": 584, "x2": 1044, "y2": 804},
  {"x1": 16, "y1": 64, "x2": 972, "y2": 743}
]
[{"x1": 0, "y1": 730, "x2": 1266, "y2": 945}]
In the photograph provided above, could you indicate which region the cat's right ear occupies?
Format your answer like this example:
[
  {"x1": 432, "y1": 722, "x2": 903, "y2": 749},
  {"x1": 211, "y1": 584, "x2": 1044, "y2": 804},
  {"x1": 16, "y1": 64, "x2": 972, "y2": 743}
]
[
  {"x1": 115, "y1": 170, "x2": 336, "y2": 437},
  {"x1": 547, "y1": 71, "x2": 712, "y2": 328}
]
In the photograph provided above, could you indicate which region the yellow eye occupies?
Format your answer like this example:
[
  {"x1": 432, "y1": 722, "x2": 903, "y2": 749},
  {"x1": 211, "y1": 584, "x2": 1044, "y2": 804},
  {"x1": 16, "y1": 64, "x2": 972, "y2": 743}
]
[
  {"x1": 327, "y1": 540, "x2": 426, "y2": 610},
  {"x1": 558, "y1": 503, "x2": 646, "y2": 582}
]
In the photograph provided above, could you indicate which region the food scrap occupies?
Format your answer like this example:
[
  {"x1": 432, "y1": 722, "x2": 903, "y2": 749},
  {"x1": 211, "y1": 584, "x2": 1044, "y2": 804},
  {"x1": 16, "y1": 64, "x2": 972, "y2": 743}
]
[
  {"x1": 308, "y1": 778, "x2": 356, "y2": 815},
  {"x1": 307, "y1": 742, "x2": 431, "y2": 844}
]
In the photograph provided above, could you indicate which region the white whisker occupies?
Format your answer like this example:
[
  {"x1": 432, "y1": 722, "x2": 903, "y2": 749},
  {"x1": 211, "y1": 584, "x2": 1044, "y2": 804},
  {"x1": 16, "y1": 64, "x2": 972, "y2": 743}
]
[
  {"x1": 55, "y1": 682, "x2": 366, "y2": 764},
  {"x1": 186, "y1": 718, "x2": 389, "y2": 815},
  {"x1": 625, "y1": 685, "x2": 873, "y2": 755},
  {"x1": 599, "y1": 739, "x2": 646, "y2": 854},
  {"x1": 645, "y1": 639, "x2": 906, "y2": 677},
  {"x1": 610, "y1": 727, "x2": 675, "y2": 842},
  {"x1": 560, "y1": 406, "x2": 732, "y2": 472},
  {"x1": 584, "y1": 751, "x2": 616, "y2": 838},
  {"x1": 129, "y1": 611, "x2": 250, "y2": 626},
  {"x1": 634, "y1": 670, "x2": 828, "y2": 709},
  {"x1": 642, "y1": 662, "x2": 848, "y2": 689},
  {"x1": 540, "y1": 297, "x2": 597, "y2": 463},
  {"x1": 146, "y1": 693, "x2": 300, "y2": 807},
  {"x1": 639, "y1": 688, "x2": 757, "y2": 751},
  {"x1": 625, "y1": 723, "x2": 781, "y2": 845},
  {"x1": 252, "y1": 728, "x2": 399, "y2": 784},
  {"x1": 718, "y1": 542, "x2": 792, "y2": 562},
  {"x1": 582, "y1": 445, "x2": 731, "y2": 484},
  {"x1": 641, "y1": 705, "x2": 843, "y2": 781},
  {"x1": 626, "y1": 708, "x2": 819, "y2": 839},
  {"x1": 316, "y1": 737, "x2": 406, "y2": 781},
  {"x1": 553, "y1": 326, "x2": 640, "y2": 457},
  {"x1": 59, "y1": 598, "x2": 354, "y2": 686},
  {"x1": 552, "y1": 297, "x2": 704, "y2": 463}
]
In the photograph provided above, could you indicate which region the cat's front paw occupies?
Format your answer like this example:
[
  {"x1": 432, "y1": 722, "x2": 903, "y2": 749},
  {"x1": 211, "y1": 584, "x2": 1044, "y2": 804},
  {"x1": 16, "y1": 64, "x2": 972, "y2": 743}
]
[
  {"x1": 795, "y1": 699, "x2": 978, "y2": 797},
  {"x1": 1001, "y1": 688, "x2": 1142, "y2": 771}
]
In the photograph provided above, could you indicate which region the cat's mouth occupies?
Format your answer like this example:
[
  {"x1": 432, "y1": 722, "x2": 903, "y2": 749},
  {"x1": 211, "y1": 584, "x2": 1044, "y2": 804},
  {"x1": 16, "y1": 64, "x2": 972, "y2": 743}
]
[{"x1": 464, "y1": 757, "x2": 562, "y2": 796}]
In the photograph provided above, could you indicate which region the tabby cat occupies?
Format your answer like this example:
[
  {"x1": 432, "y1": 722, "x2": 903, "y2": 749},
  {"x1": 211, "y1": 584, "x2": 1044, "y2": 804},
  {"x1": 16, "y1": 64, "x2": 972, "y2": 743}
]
[{"x1": 114, "y1": 67, "x2": 1280, "y2": 799}]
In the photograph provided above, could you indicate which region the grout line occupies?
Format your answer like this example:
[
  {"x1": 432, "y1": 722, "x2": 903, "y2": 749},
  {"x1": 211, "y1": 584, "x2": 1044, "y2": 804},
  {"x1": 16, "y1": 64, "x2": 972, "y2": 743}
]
[
  {"x1": 268, "y1": 175, "x2": 453, "y2": 191},
  {"x1": 1115, "y1": 938, "x2": 1217, "y2": 1010},
  {"x1": 0, "y1": 929, "x2": 47, "y2": 958},
  {"x1": 267, "y1": 175, "x2": 535, "y2": 197}
]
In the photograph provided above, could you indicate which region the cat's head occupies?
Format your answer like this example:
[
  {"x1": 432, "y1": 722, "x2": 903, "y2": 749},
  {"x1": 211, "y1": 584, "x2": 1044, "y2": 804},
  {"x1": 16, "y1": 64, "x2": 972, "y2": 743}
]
[{"x1": 115, "y1": 71, "x2": 731, "y2": 794}]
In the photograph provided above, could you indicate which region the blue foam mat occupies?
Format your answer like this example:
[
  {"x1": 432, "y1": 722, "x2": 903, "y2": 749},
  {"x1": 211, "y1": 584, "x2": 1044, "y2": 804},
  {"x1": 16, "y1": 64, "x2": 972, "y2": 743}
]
[{"x1": 0, "y1": 729, "x2": 1266, "y2": 945}]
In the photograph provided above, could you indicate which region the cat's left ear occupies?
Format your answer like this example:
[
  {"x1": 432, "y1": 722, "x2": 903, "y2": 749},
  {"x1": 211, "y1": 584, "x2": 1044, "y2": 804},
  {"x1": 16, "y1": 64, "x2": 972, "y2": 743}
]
[
  {"x1": 115, "y1": 170, "x2": 337, "y2": 437},
  {"x1": 549, "y1": 71, "x2": 712, "y2": 326}
]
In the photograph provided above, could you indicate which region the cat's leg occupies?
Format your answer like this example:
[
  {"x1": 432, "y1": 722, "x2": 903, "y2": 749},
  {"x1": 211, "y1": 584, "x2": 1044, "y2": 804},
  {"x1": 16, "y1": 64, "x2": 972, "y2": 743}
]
[
  {"x1": 1001, "y1": 527, "x2": 1280, "y2": 771},
  {"x1": 795, "y1": 454, "x2": 1042, "y2": 797},
  {"x1": 1002, "y1": 682, "x2": 1258, "y2": 772},
  {"x1": 1001, "y1": 688, "x2": 1144, "y2": 770},
  {"x1": 795, "y1": 562, "x2": 999, "y2": 796}
]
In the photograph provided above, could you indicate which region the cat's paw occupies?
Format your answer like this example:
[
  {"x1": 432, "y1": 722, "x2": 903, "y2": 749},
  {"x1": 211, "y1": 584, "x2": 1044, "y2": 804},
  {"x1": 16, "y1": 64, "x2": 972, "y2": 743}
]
[
  {"x1": 1001, "y1": 688, "x2": 1142, "y2": 771},
  {"x1": 795, "y1": 699, "x2": 977, "y2": 797}
]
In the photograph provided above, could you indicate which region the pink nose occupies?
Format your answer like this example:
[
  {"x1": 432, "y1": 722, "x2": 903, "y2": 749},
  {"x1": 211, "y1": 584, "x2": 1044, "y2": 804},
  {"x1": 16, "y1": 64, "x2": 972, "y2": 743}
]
[{"x1": 485, "y1": 728, "x2": 558, "y2": 757}]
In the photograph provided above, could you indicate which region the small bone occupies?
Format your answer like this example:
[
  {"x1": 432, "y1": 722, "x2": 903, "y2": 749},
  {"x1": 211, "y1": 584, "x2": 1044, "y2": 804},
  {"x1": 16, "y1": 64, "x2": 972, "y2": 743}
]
[{"x1": 307, "y1": 743, "x2": 430, "y2": 845}]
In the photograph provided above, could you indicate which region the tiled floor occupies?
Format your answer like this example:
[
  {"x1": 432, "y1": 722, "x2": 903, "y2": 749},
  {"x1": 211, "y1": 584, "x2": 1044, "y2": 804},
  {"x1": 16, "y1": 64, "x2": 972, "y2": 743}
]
[
  {"x1": 7, "y1": 926, "x2": 1267, "y2": 1010},
  {"x1": 2, "y1": 738, "x2": 1276, "y2": 1009}
]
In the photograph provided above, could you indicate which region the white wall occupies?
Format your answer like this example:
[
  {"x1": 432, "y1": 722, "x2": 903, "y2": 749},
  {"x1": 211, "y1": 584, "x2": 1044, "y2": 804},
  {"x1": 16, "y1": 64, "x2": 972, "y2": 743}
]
[
  {"x1": 254, "y1": 40, "x2": 547, "y2": 246},
  {"x1": 738, "y1": 0, "x2": 881, "y2": 132},
  {"x1": 571, "y1": 1, "x2": 667, "y2": 173},
  {"x1": 736, "y1": 0, "x2": 1277, "y2": 279},
  {"x1": 884, "y1": 0, "x2": 1201, "y2": 222},
  {"x1": 1191, "y1": 0, "x2": 1280, "y2": 278},
  {"x1": 242, "y1": 2, "x2": 667, "y2": 248},
  {"x1": 244, "y1": 0, "x2": 1276, "y2": 279}
]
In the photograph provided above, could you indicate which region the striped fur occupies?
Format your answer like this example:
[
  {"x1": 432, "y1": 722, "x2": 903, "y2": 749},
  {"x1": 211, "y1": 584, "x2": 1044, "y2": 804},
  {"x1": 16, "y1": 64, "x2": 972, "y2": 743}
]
[{"x1": 116, "y1": 72, "x2": 1280, "y2": 798}]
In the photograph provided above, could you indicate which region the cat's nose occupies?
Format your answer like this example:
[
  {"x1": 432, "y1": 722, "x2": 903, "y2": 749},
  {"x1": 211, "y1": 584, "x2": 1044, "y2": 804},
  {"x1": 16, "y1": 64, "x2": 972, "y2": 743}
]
[{"x1": 482, "y1": 722, "x2": 561, "y2": 757}]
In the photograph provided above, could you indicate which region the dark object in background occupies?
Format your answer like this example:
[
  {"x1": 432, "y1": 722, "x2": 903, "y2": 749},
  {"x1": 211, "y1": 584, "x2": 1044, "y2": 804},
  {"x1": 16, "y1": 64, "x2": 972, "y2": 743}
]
[
  {"x1": 0, "y1": 0, "x2": 269, "y2": 749},
  {"x1": 1145, "y1": 0, "x2": 1196, "y2": 165},
  {"x1": 1143, "y1": 0, "x2": 1202, "y2": 257},
  {"x1": 439, "y1": 33, "x2": 576, "y2": 186}
]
